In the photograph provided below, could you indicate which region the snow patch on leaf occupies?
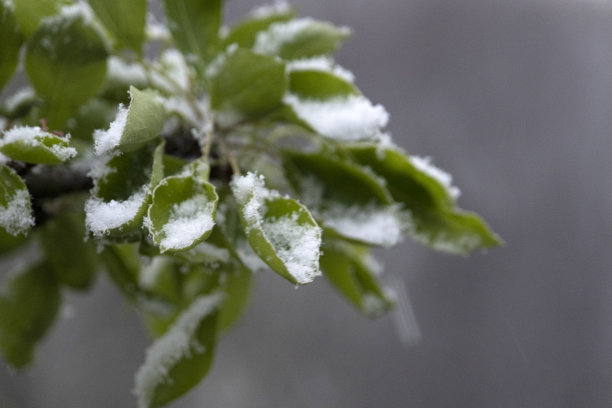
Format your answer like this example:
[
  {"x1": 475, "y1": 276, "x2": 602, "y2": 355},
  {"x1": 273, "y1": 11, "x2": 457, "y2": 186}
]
[
  {"x1": 0, "y1": 188, "x2": 34, "y2": 236},
  {"x1": 250, "y1": 1, "x2": 291, "y2": 18},
  {"x1": 159, "y1": 197, "x2": 216, "y2": 252},
  {"x1": 93, "y1": 104, "x2": 128, "y2": 155},
  {"x1": 1, "y1": 126, "x2": 77, "y2": 162},
  {"x1": 410, "y1": 156, "x2": 461, "y2": 200},
  {"x1": 85, "y1": 188, "x2": 148, "y2": 236},
  {"x1": 283, "y1": 94, "x2": 388, "y2": 141},
  {"x1": 287, "y1": 57, "x2": 354, "y2": 82},
  {"x1": 323, "y1": 204, "x2": 403, "y2": 247},
  {"x1": 134, "y1": 292, "x2": 223, "y2": 408}
]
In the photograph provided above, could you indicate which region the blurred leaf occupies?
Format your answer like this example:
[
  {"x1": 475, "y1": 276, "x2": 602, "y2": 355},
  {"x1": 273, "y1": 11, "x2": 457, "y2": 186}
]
[
  {"x1": 134, "y1": 293, "x2": 222, "y2": 408},
  {"x1": 93, "y1": 87, "x2": 165, "y2": 155},
  {"x1": 87, "y1": 0, "x2": 146, "y2": 53},
  {"x1": 208, "y1": 47, "x2": 286, "y2": 121},
  {"x1": 348, "y1": 145, "x2": 501, "y2": 254},
  {"x1": 0, "y1": 164, "x2": 34, "y2": 236},
  {"x1": 100, "y1": 244, "x2": 142, "y2": 302},
  {"x1": 288, "y1": 69, "x2": 358, "y2": 100},
  {"x1": 218, "y1": 263, "x2": 251, "y2": 331},
  {"x1": 282, "y1": 150, "x2": 402, "y2": 247},
  {"x1": 66, "y1": 98, "x2": 118, "y2": 141},
  {"x1": 222, "y1": 4, "x2": 295, "y2": 48},
  {"x1": 0, "y1": 262, "x2": 61, "y2": 368},
  {"x1": 0, "y1": 2, "x2": 24, "y2": 92},
  {"x1": 25, "y1": 5, "x2": 109, "y2": 127},
  {"x1": 231, "y1": 172, "x2": 321, "y2": 285},
  {"x1": 147, "y1": 172, "x2": 219, "y2": 253},
  {"x1": 0, "y1": 229, "x2": 28, "y2": 256},
  {"x1": 0, "y1": 126, "x2": 76, "y2": 164},
  {"x1": 253, "y1": 18, "x2": 350, "y2": 60},
  {"x1": 163, "y1": 0, "x2": 222, "y2": 75},
  {"x1": 12, "y1": 0, "x2": 58, "y2": 37},
  {"x1": 320, "y1": 236, "x2": 393, "y2": 318},
  {"x1": 41, "y1": 212, "x2": 99, "y2": 289}
]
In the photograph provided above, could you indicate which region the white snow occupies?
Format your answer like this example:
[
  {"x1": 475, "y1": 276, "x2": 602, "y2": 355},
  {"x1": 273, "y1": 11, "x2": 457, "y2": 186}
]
[
  {"x1": 93, "y1": 104, "x2": 128, "y2": 155},
  {"x1": 250, "y1": 1, "x2": 291, "y2": 18},
  {"x1": 85, "y1": 189, "x2": 148, "y2": 236},
  {"x1": 410, "y1": 156, "x2": 461, "y2": 200},
  {"x1": 157, "y1": 196, "x2": 216, "y2": 252},
  {"x1": 231, "y1": 172, "x2": 322, "y2": 284},
  {"x1": 322, "y1": 204, "x2": 403, "y2": 247},
  {"x1": 107, "y1": 57, "x2": 148, "y2": 86},
  {"x1": 2, "y1": 88, "x2": 35, "y2": 114},
  {"x1": 1, "y1": 126, "x2": 77, "y2": 162},
  {"x1": 253, "y1": 18, "x2": 350, "y2": 56},
  {"x1": 283, "y1": 94, "x2": 389, "y2": 141},
  {"x1": 287, "y1": 57, "x2": 355, "y2": 82},
  {"x1": 134, "y1": 292, "x2": 224, "y2": 408},
  {"x1": 0, "y1": 188, "x2": 34, "y2": 236}
]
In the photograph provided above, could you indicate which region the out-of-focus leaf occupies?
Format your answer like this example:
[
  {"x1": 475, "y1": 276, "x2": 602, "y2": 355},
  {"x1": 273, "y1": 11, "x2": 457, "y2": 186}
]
[
  {"x1": 288, "y1": 69, "x2": 358, "y2": 100},
  {"x1": 134, "y1": 293, "x2": 222, "y2": 408},
  {"x1": 320, "y1": 236, "x2": 393, "y2": 317},
  {"x1": 207, "y1": 47, "x2": 286, "y2": 122},
  {"x1": 12, "y1": 0, "x2": 58, "y2": 37},
  {"x1": 222, "y1": 3, "x2": 295, "y2": 48},
  {"x1": 348, "y1": 145, "x2": 501, "y2": 254},
  {"x1": 0, "y1": 126, "x2": 76, "y2": 164},
  {"x1": 93, "y1": 87, "x2": 165, "y2": 155},
  {"x1": 231, "y1": 172, "x2": 321, "y2": 285},
  {"x1": 163, "y1": 0, "x2": 222, "y2": 75},
  {"x1": 0, "y1": 262, "x2": 61, "y2": 368},
  {"x1": 0, "y1": 1, "x2": 24, "y2": 92},
  {"x1": 147, "y1": 171, "x2": 219, "y2": 253},
  {"x1": 41, "y1": 212, "x2": 99, "y2": 289},
  {"x1": 253, "y1": 18, "x2": 350, "y2": 60},
  {"x1": 87, "y1": 0, "x2": 146, "y2": 53},
  {"x1": 0, "y1": 163, "x2": 34, "y2": 236},
  {"x1": 282, "y1": 150, "x2": 402, "y2": 247},
  {"x1": 24, "y1": 4, "x2": 109, "y2": 127}
]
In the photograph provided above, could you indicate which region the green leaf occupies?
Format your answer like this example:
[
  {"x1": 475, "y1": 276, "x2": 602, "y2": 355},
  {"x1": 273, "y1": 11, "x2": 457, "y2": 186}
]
[
  {"x1": 320, "y1": 237, "x2": 393, "y2": 318},
  {"x1": 218, "y1": 263, "x2": 251, "y2": 331},
  {"x1": 0, "y1": 126, "x2": 77, "y2": 164},
  {"x1": 222, "y1": 3, "x2": 295, "y2": 48},
  {"x1": 0, "y1": 163, "x2": 34, "y2": 236},
  {"x1": 87, "y1": 0, "x2": 146, "y2": 53},
  {"x1": 147, "y1": 171, "x2": 219, "y2": 253},
  {"x1": 85, "y1": 141, "x2": 164, "y2": 239},
  {"x1": 66, "y1": 98, "x2": 119, "y2": 141},
  {"x1": 93, "y1": 87, "x2": 165, "y2": 155},
  {"x1": 288, "y1": 69, "x2": 359, "y2": 100},
  {"x1": 348, "y1": 145, "x2": 501, "y2": 254},
  {"x1": 40, "y1": 212, "x2": 99, "y2": 289},
  {"x1": 163, "y1": 0, "x2": 222, "y2": 75},
  {"x1": 25, "y1": 4, "x2": 109, "y2": 127},
  {"x1": 0, "y1": 262, "x2": 61, "y2": 368},
  {"x1": 0, "y1": 228, "x2": 28, "y2": 256},
  {"x1": 100, "y1": 244, "x2": 142, "y2": 302},
  {"x1": 282, "y1": 150, "x2": 402, "y2": 247},
  {"x1": 253, "y1": 18, "x2": 351, "y2": 60},
  {"x1": 207, "y1": 47, "x2": 286, "y2": 122},
  {"x1": 0, "y1": 1, "x2": 24, "y2": 92},
  {"x1": 12, "y1": 0, "x2": 58, "y2": 37},
  {"x1": 231, "y1": 172, "x2": 321, "y2": 285},
  {"x1": 134, "y1": 293, "x2": 222, "y2": 408}
]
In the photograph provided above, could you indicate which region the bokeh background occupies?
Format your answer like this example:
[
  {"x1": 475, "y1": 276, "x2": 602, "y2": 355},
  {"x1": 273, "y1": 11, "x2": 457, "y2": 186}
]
[{"x1": 2, "y1": 0, "x2": 612, "y2": 406}]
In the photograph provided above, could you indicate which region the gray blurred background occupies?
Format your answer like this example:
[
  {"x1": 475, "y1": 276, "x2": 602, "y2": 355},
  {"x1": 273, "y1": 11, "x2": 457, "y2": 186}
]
[{"x1": 2, "y1": 0, "x2": 612, "y2": 406}]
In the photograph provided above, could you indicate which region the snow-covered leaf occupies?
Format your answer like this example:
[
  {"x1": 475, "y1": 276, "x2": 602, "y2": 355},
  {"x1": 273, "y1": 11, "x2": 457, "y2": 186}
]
[
  {"x1": 163, "y1": 0, "x2": 222, "y2": 75},
  {"x1": 288, "y1": 68, "x2": 358, "y2": 100},
  {"x1": 40, "y1": 211, "x2": 98, "y2": 290},
  {"x1": 0, "y1": 1, "x2": 24, "y2": 92},
  {"x1": 0, "y1": 262, "x2": 61, "y2": 368},
  {"x1": 87, "y1": 0, "x2": 146, "y2": 53},
  {"x1": 134, "y1": 293, "x2": 222, "y2": 408},
  {"x1": 0, "y1": 164, "x2": 34, "y2": 237},
  {"x1": 222, "y1": 2, "x2": 294, "y2": 48},
  {"x1": 320, "y1": 237, "x2": 394, "y2": 318},
  {"x1": 253, "y1": 17, "x2": 350, "y2": 60},
  {"x1": 348, "y1": 145, "x2": 501, "y2": 254},
  {"x1": 24, "y1": 3, "x2": 109, "y2": 127},
  {"x1": 86, "y1": 141, "x2": 164, "y2": 239},
  {"x1": 0, "y1": 126, "x2": 77, "y2": 164},
  {"x1": 207, "y1": 47, "x2": 286, "y2": 123},
  {"x1": 230, "y1": 172, "x2": 321, "y2": 285},
  {"x1": 147, "y1": 172, "x2": 219, "y2": 253},
  {"x1": 282, "y1": 151, "x2": 402, "y2": 247},
  {"x1": 93, "y1": 87, "x2": 165, "y2": 155},
  {"x1": 12, "y1": 0, "x2": 58, "y2": 36}
]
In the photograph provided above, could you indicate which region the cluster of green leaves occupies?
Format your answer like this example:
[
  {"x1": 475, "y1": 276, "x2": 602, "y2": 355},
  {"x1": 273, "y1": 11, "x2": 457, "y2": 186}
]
[{"x1": 0, "y1": 0, "x2": 501, "y2": 406}]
